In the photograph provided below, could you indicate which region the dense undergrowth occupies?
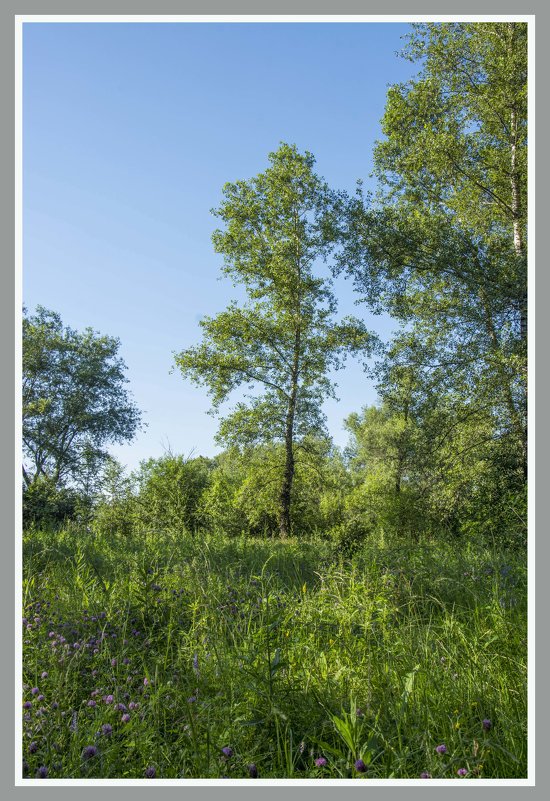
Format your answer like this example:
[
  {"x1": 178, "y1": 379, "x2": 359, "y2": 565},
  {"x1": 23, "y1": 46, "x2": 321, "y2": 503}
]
[{"x1": 22, "y1": 527, "x2": 527, "y2": 780}]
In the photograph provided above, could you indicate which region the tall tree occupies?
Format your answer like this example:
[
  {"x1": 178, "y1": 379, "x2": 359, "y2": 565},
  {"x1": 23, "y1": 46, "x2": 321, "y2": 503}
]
[
  {"x1": 338, "y1": 22, "x2": 527, "y2": 481},
  {"x1": 175, "y1": 143, "x2": 374, "y2": 537},
  {"x1": 23, "y1": 306, "x2": 143, "y2": 490}
]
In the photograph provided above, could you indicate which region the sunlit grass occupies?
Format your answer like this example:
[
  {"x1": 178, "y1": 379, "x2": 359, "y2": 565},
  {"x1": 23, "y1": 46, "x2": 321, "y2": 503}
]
[{"x1": 22, "y1": 527, "x2": 527, "y2": 779}]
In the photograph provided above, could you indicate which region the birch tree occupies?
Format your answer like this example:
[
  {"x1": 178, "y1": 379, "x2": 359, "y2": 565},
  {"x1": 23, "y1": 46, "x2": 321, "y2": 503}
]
[{"x1": 175, "y1": 144, "x2": 374, "y2": 537}]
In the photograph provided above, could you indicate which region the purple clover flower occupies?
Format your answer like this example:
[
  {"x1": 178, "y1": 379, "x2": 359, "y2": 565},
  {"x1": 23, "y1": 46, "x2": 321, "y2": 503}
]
[
  {"x1": 29, "y1": 742, "x2": 38, "y2": 754},
  {"x1": 420, "y1": 771, "x2": 432, "y2": 778},
  {"x1": 82, "y1": 745, "x2": 98, "y2": 760},
  {"x1": 104, "y1": 694, "x2": 114, "y2": 704},
  {"x1": 41, "y1": 672, "x2": 48, "y2": 679},
  {"x1": 354, "y1": 759, "x2": 367, "y2": 773},
  {"x1": 221, "y1": 746, "x2": 233, "y2": 758},
  {"x1": 457, "y1": 768, "x2": 468, "y2": 777},
  {"x1": 87, "y1": 700, "x2": 96, "y2": 708},
  {"x1": 36, "y1": 766, "x2": 48, "y2": 778},
  {"x1": 315, "y1": 757, "x2": 328, "y2": 767},
  {"x1": 121, "y1": 713, "x2": 130, "y2": 723},
  {"x1": 31, "y1": 687, "x2": 39, "y2": 696},
  {"x1": 145, "y1": 766, "x2": 156, "y2": 778},
  {"x1": 101, "y1": 724, "x2": 113, "y2": 736},
  {"x1": 482, "y1": 718, "x2": 492, "y2": 732},
  {"x1": 436, "y1": 744, "x2": 447, "y2": 754},
  {"x1": 23, "y1": 701, "x2": 32, "y2": 710},
  {"x1": 248, "y1": 763, "x2": 258, "y2": 778}
]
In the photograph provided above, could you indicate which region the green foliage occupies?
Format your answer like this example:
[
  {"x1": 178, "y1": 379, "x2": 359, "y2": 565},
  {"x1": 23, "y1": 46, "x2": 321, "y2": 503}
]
[
  {"x1": 22, "y1": 526, "x2": 527, "y2": 779},
  {"x1": 23, "y1": 306, "x2": 143, "y2": 493},
  {"x1": 134, "y1": 454, "x2": 215, "y2": 535},
  {"x1": 23, "y1": 475, "x2": 80, "y2": 530},
  {"x1": 175, "y1": 143, "x2": 375, "y2": 536}
]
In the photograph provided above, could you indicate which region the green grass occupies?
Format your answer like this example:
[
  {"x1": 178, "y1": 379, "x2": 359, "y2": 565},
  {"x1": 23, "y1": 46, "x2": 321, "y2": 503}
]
[{"x1": 21, "y1": 526, "x2": 527, "y2": 779}]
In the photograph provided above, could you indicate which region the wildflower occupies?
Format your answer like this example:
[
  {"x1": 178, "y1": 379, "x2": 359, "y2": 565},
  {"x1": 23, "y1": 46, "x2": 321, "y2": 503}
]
[
  {"x1": 145, "y1": 766, "x2": 156, "y2": 778},
  {"x1": 121, "y1": 713, "x2": 131, "y2": 723},
  {"x1": 111, "y1": 659, "x2": 117, "y2": 667},
  {"x1": 315, "y1": 757, "x2": 328, "y2": 767},
  {"x1": 192, "y1": 653, "x2": 199, "y2": 676},
  {"x1": 36, "y1": 766, "x2": 48, "y2": 778},
  {"x1": 436, "y1": 744, "x2": 447, "y2": 754},
  {"x1": 187, "y1": 696, "x2": 197, "y2": 704},
  {"x1": 482, "y1": 719, "x2": 492, "y2": 732},
  {"x1": 29, "y1": 742, "x2": 38, "y2": 754},
  {"x1": 221, "y1": 746, "x2": 233, "y2": 758},
  {"x1": 23, "y1": 701, "x2": 32, "y2": 710},
  {"x1": 52, "y1": 702, "x2": 59, "y2": 709},
  {"x1": 116, "y1": 703, "x2": 127, "y2": 712},
  {"x1": 457, "y1": 768, "x2": 468, "y2": 777},
  {"x1": 87, "y1": 700, "x2": 96, "y2": 708},
  {"x1": 143, "y1": 678, "x2": 149, "y2": 687},
  {"x1": 420, "y1": 771, "x2": 432, "y2": 778},
  {"x1": 37, "y1": 695, "x2": 45, "y2": 702},
  {"x1": 354, "y1": 759, "x2": 367, "y2": 773},
  {"x1": 104, "y1": 694, "x2": 114, "y2": 704},
  {"x1": 31, "y1": 687, "x2": 39, "y2": 696},
  {"x1": 101, "y1": 724, "x2": 113, "y2": 736},
  {"x1": 82, "y1": 745, "x2": 98, "y2": 760},
  {"x1": 248, "y1": 763, "x2": 258, "y2": 778},
  {"x1": 41, "y1": 672, "x2": 48, "y2": 679}
]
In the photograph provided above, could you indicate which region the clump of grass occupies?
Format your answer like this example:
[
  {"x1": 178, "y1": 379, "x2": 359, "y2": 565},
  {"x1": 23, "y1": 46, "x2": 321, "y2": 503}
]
[{"x1": 22, "y1": 527, "x2": 527, "y2": 779}]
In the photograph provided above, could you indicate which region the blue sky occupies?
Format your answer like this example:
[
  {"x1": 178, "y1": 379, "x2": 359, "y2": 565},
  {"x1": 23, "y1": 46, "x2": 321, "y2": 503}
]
[{"x1": 23, "y1": 21, "x2": 418, "y2": 471}]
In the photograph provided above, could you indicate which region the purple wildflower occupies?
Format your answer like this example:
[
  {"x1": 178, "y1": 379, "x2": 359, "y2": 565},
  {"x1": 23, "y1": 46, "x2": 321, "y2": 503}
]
[
  {"x1": 221, "y1": 746, "x2": 233, "y2": 758},
  {"x1": 111, "y1": 659, "x2": 117, "y2": 667},
  {"x1": 248, "y1": 763, "x2": 258, "y2": 778},
  {"x1": 354, "y1": 759, "x2": 367, "y2": 773},
  {"x1": 315, "y1": 757, "x2": 328, "y2": 767},
  {"x1": 123, "y1": 657, "x2": 130, "y2": 665},
  {"x1": 29, "y1": 742, "x2": 38, "y2": 754},
  {"x1": 482, "y1": 718, "x2": 492, "y2": 732},
  {"x1": 23, "y1": 701, "x2": 32, "y2": 710},
  {"x1": 37, "y1": 695, "x2": 45, "y2": 702},
  {"x1": 52, "y1": 702, "x2": 59, "y2": 709},
  {"x1": 145, "y1": 766, "x2": 156, "y2": 778},
  {"x1": 41, "y1": 672, "x2": 48, "y2": 679},
  {"x1": 116, "y1": 703, "x2": 127, "y2": 712},
  {"x1": 121, "y1": 713, "x2": 131, "y2": 723},
  {"x1": 81, "y1": 745, "x2": 98, "y2": 760},
  {"x1": 457, "y1": 768, "x2": 468, "y2": 777},
  {"x1": 104, "y1": 694, "x2": 114, "y2": 704},
  {"x1": 420, "y1": 771, "x2": 432, "y2": 778},
  {"x1": 143, "y1": 678, "x2": 149, "y2": 687},
  {"x1": 87, "y1": 700, "x2": 96, "y2": 708},
  {"x1": 31, "y1": 687, "x2": 39, "y2": 696},
  {"x1": 101, "y1": 724, "x2": 113, "y2": 736},
  {"x1": 436, "y1": 744, "x2": 447, "y2": 754},
  {"x1": 187, "y1": 696, "x2": 197, "y2": 704},
  {"x1": 36, "y1": 766, "x2": 48, "y2": 778}
]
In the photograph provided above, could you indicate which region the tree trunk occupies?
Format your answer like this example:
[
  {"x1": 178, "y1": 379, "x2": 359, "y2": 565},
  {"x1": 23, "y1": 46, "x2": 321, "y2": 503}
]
[{"x1": 278, "y1": 329, "x2": 300, "y2": 538}]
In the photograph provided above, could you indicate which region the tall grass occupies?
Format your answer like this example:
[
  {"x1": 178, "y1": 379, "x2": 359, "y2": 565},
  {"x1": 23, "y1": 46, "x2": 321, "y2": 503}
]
[{"x1": 21, "y1": 526, "x2": 527, "y2": 779}]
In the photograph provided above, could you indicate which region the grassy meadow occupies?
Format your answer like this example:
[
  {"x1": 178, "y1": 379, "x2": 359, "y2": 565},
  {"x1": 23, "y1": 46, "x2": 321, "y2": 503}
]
[{"x1": 21, "y1": 527, "x2": 527, "y2": 780}]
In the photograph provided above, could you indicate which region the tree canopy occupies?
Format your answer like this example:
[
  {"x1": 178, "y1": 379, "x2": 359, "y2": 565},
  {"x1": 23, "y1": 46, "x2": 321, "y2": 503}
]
[
  {"x1": 23, "y1": 306, "x2": 143, "y2": 491},
  {"x1": 175, "y1": 143, "x2": 375, "y2": 537}
]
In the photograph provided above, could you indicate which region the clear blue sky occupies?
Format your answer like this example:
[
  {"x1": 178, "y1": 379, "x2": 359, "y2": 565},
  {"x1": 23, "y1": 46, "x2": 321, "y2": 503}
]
[{"x1": 23, "y1": 21, "x2": 418, "y2": 471}]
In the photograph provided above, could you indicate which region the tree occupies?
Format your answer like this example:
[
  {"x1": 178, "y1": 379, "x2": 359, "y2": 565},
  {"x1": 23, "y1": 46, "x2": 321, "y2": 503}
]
[
  {"x1": 23, "y1": 306, "x2": 143, "y2": 491},
  {"x1": 175, "y1": 143, "x2": 375, "y2": 537},
  {"x1": 338, "y1": 23, "x2": 527, "y2": 484}
]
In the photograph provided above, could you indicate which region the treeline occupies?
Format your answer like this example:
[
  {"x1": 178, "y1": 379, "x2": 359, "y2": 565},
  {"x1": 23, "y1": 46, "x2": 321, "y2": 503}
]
[{"x1": 23, "y1": 23, "x2": 527, "y2": 549}]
